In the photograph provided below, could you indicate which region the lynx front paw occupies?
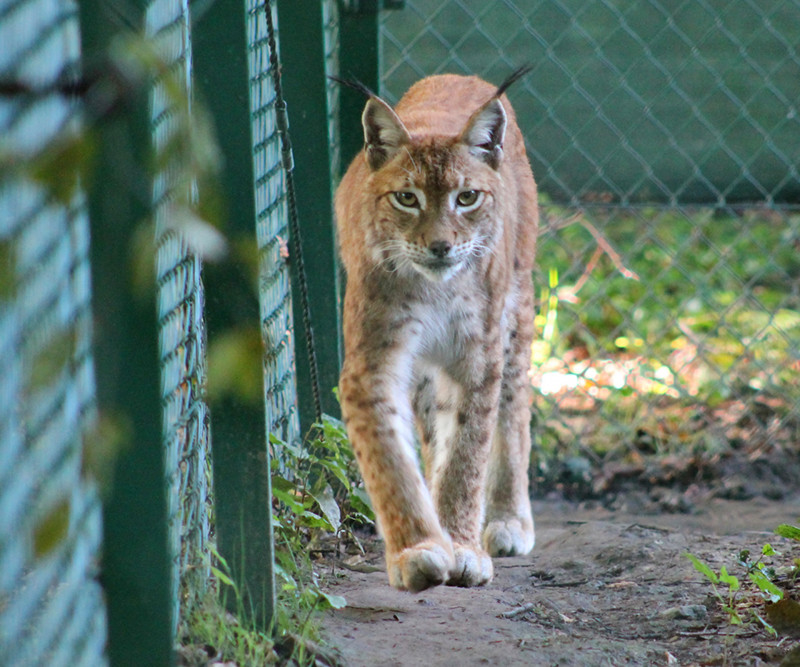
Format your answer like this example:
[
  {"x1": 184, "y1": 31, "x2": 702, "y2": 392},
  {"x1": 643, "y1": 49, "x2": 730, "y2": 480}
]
[
  {"x1": 446, "y1": 544, "x2": 493, "y2": 588},
  {"x1": 387, "y1": 540, "x2": 455, "y2": 592},
  {"x1": 483, "y1": 518, "x2": 535, "y2": 557}
]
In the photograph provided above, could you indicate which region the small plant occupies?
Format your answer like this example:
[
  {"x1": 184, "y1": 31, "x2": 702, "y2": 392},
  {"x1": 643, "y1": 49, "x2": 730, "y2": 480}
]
[
  {"x1": 775, "y1": 523, "x2": 800, "y2": 549},
  {"x1": 685, "y1": 521, "x2": 800, "y2": 638},
  {"x1": 685, "y1": 552, "x2": 746, "y2": 625},
  {"x1": 182, "y1": 547, "x2": 279, "y2": 665}
]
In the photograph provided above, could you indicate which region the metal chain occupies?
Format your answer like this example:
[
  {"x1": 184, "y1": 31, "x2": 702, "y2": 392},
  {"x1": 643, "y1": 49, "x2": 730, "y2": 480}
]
[{"x1": 263, "y1": 0, "x2": 324, "y2": 426}]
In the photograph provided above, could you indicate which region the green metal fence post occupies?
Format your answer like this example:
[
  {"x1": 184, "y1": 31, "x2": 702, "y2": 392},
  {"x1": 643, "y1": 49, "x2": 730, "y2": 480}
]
[
  {"x1": 189, "y1": 0, "x2": 276, "y2": 630},
  {"x1": 276, "y1": 0, "x2": 343, "y2": 431},
  {"x1": 339, "y1": 2, "x2": 381, "y2": 166},
  {"x1": 79, "y1": 4, "x2": 174, "y2": 665}
]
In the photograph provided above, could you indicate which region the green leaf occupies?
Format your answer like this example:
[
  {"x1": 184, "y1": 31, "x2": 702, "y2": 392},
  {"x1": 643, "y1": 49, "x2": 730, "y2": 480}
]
[
  {"x1": 0, "y1": 239, "x2": 15, "y2": 300},
  {"x1": 299, "y1": 510, "x2": 334, "y2": 531},
  {"x1": 33, "y1": 498, "x2": 70, "y2": 559},
  {"x1": 685, "y1": 553, "x2": 718, "y2": 584},
  {"x1": 206, "y1": 327, "x2": 264, "y2": 405},
  {"x1": 318, "y1": 591, "x2": 347, "y2": 610},
  {"x1": 725, "y1": 607, "x2": 743, "y2": 625},
  {"x1": 211, "y1": 566, "x2": 235, "y2": 588},
  {"x1": 749, "y1": 570, "x2": 783, "y2": 603},
  {"x1": 272, "y1": 478, "x2": 306, "y2": 514},
  {"x1": 753, "y1": 611, "x2": 778, "y2": 637},
  {"x1": 272, "y1": 561, "x2": 297, "y2": 588},
  {"x1": 29, "y1": 133, "x2": 96, "y2": 204},
  {"x1": 27, "y1": 329, "x2": 74, "y2": 391},
  {"x1": 322, "y1": 458, "x2": 351, "y2": 489},
  {"x1": 272, "y1": 475, "x2": 297, "y2": 492},
  {"x1": 273, "y1": 434, "x2": 304, "y2": 461},
  {"x1": 762, "y1": 543, "x2": 777, "y2": 556},
  {"x1": 719, "y1": 566, "x2": 740, "y2": 591},
  {"x1": 775, "y1": 524, "x2": 800, "y2": 542},
  {"x1": 322, "y1": 414, "x2": 347, "y2": 437},
  {"x1": 350, "y1": 487, "x2": 375, "y2": 520},
  {"x1": 311, "y1": 485, "x2": 341, "y2": 533}
]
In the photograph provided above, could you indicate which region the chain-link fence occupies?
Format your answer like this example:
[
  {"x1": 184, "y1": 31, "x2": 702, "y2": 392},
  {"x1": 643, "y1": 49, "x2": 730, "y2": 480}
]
[
  {"x1": 248, "y1": 0, "x2": 301, "y2": 448},
  {"x1": 0, "y1": 0, "x2": 108, "y2": 664},
  {"x1": 146, "y1": 0, "x2": 213, "y2": 634},
  {"x1": 382, "y1": 0, "x2": 800, "y2": 481},
  {"x1": 0, "y1": 0, "x2": 305, "y2": 660}
]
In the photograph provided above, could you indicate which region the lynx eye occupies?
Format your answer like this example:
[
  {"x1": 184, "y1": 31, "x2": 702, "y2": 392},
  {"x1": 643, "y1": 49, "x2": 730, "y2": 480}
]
[
  {"x1": 456, "y1": 190, "x2": 481, "y2": 207},
  {"x1": 393, "y1": 191, "x2": 419, "y2": 208}
]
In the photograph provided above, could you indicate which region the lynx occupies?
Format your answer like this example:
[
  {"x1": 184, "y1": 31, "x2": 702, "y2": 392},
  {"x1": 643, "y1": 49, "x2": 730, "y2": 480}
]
[{"x1": 335, "y1": 71, "x2": 539, "y2": 592}]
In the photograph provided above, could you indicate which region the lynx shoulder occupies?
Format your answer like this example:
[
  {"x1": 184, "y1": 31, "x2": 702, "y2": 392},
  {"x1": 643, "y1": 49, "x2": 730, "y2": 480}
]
[{"x1": 335, "y1": 72, "x2": 539, "y2": 592}]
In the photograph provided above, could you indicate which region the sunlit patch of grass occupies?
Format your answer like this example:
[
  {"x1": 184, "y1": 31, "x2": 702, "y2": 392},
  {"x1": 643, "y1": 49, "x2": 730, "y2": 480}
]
[{"x1": 530, "y1": 205, "x2": 800, "y2": 467}]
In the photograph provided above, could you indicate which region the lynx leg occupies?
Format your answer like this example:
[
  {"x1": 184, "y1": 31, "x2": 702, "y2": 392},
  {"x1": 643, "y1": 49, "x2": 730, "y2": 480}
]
[
  {"x1": 483, "y1": 286, "x2": 536, "y2": 557},
  {"x1": 426, "y1": 369, "x2": 498, "y2": 588},
  {"x1": 412, "y1": 373, "x2": 437, "y2": 485},
  {"x1": 340, "y1": 356, "x2": 455, "y2": 592}
]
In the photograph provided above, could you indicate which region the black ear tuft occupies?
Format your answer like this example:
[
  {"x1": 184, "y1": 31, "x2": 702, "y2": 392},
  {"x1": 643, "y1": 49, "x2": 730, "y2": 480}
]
[
  {"x1": 362, "y1": 97, "x2": 410, "y2": 171},
  {"x1": 328, "y1": 74, "x2": 376, "y2": 99},
  {"x1": 494, "y1": 65, "x2": 532, "y2": 98}
]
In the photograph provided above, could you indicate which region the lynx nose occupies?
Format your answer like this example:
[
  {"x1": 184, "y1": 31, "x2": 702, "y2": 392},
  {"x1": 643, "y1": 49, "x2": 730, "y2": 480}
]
[{"x1": 429, "y1": 240, "x2": 452, "y2": 259}]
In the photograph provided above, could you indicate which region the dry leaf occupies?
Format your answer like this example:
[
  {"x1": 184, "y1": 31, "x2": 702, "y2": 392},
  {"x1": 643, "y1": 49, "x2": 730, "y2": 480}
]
[{"x1": 766, "y1": 598, "x2": 800, "y2": 637}]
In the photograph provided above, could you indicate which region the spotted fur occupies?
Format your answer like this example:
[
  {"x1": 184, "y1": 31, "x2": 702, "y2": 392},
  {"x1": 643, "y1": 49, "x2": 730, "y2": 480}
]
[{"x1": 335, "y1": 73, "x2": 539, "y2": 592}]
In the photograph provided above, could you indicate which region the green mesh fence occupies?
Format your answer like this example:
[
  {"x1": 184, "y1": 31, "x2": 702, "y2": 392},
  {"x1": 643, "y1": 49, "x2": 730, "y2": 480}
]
[
  {"x1": 247, "y1": 0, "x2": 300, "y2": 447},
  {"x1": 0, "y1": 1, "x2": 108, "y2": 664},
  {"x1": 381, "y1": 0, "x2": 800, "y2": 204},
  {"x1": 381, "y1": 1, "x2": 800, "y2": 476},
  {"x1": 146, "y1": 0, "x2": 212, "y2": 633}
]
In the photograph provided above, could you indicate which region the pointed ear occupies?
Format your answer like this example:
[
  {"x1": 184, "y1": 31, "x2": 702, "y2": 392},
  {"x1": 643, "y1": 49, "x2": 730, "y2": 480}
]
[
  {"x1": 460, "y1": 98, "x2": 507, "y2": 169},
  {"x1": 362, "y1": 97, "x2": 410, "y2": 171}
]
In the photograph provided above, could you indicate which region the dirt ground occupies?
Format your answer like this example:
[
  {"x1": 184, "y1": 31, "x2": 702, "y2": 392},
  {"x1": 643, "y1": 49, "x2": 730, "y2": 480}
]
[{"x1": 319, "y1": 493, "x2": 800, "y2": 667}]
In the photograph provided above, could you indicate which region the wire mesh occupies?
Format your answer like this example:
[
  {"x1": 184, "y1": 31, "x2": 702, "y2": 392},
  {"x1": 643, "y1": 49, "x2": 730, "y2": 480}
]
[
  {"x1": 324, "y1": 0, "x2": 341, "y2": 186},
  {"x1": 381, "y1": 0, "x2": 800, "y2": 205},
  {"x1": 246, "y1": 0, "x2": 301, "y2": 447},
  {"x1": 381, "y1": 1, "x2": 800, "y2": 478},
  {"x1": 146, "y1": 0, "x2": 212, "y2": 632},
  {"x1": 0, "y1": 1, "x2": 107, "y2": 665}
]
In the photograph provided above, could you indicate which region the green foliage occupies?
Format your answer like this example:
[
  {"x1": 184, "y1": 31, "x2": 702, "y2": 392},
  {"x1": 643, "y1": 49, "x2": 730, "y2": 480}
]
[
  {"x1": 775, "y1": 523, "x2": 800, "y2": 577},
  {"x1": 0, "y1": 239, "x2": 14, "y2": 300},
  {"x1": 32, "y1": 498, "x2": 71, "y2": 560},
  {"x1": 206, "y1": 326, "x2": 265, "y2": 405},
  {"x1": 183, "y1": 415, "x2": 370, "y2": 665},
  {"x1": 535, "y1": 206, "x2": 800, "y2": 403},
  {"x1": 531, "y1": 205, "x2": 800, "y2": 468},
  {"x1": 183, "y1": 547, "x2": 279, "y2": 665},
  {"x1": 776, "y1": 524, "x2": 800, "y2": 543},
  {"x1": 685, "y1": 523, "x2": 800, "y2": 637},
  {"x1": 269, "y1": 416, "x2": 370, "y2": 655},
  {"x1": 685, "y1": 553, "x2": 744, "y2": 625}
]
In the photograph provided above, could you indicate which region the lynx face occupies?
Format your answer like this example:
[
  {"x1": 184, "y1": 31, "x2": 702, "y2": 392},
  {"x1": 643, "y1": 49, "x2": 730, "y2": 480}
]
[
  {"x1": 335, "y1": 72, "x2": 539, "y2": 593},
  {"x1": 370, "y1": 142, "x2": 503, "y2": 282},
  {"x1": 358, "y1": 92, "x2": 510, "y2": 283}
]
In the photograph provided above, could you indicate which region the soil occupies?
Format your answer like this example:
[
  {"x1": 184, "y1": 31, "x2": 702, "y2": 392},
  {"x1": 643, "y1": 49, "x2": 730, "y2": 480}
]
[{"x1": 319, "y1": 487, "x2": 800, "y2": 666}]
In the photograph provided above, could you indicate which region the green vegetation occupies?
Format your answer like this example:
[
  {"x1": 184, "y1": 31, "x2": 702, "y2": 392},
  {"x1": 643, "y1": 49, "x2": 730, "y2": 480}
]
[
  {"x1": 685, "y1": 522, "x2": 800, "y2": 637},
  {"x1": 180, "y1": 417, "x2": 372, "y2": 665},
  {"x1": 531, "y1": 202, "x2": 800, "y2": 465}
]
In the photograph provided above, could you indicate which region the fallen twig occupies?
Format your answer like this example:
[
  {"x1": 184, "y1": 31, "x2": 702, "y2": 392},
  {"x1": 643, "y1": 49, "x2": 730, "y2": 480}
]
[
  {"x1": 499, "y1": 603, "x2": 536, "y2": 619},
  {"x1": 580, "y1": 217, "x2": 640, "y2": 281}
]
